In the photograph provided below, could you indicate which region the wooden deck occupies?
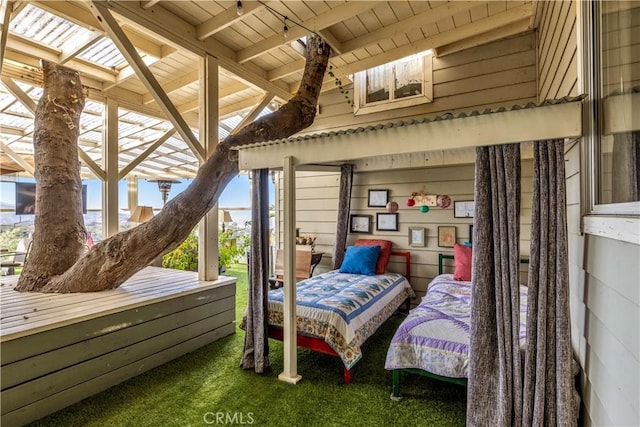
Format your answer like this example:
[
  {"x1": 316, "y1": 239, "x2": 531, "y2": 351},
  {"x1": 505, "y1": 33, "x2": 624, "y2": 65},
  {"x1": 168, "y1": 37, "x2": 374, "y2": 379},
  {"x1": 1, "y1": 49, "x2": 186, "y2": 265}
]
[{"x1": 0, "y1": 267, "x2": 237, "y2": 427}]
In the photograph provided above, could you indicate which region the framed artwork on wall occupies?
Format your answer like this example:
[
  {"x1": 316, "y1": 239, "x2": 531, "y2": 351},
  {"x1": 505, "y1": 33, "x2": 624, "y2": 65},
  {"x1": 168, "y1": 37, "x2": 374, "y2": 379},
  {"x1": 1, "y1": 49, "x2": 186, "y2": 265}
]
[
  {"x1": 454, "y1": 200, "x2": 475, "y2": 218},
  {"x1": 368, "y1": 189, "x2": 389, "y2": 207},
  {"x1": 408, "y1": 227, "x2": 426, "y2": 247},
  {"x1": 349, "y1": 214, "x2": 372, "y2": 233},
  {"x1": 376, "y1": 212, "x2": 399, "y2": 231},
  {"x1": 438, "y1": 226, "x2": 456, "y2": 248}
]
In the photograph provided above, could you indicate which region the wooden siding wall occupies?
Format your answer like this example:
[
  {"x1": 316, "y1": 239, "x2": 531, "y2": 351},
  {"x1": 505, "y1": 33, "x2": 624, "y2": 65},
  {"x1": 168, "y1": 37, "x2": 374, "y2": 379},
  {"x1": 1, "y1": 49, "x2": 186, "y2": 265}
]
[
  {"x1": 306, "y1": 32, "x2": 537, "y2": 134},
  {"x1": 539, "y1": 1, "x2": 639, "y2": 425},
  {"x1": 280, "y1": 160, "x2": 533, "y2": 301},
  {"x1": 536, "y1": 0, "x2": 578, "y2": 100},
  {"x1": 567, "y1": 140, "x2": 639, "y2": 426}
]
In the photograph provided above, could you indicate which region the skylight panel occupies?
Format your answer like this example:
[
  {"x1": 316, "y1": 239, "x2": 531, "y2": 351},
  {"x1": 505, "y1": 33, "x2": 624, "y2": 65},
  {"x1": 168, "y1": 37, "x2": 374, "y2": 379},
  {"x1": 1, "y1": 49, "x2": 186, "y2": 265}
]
[
  {"x1": 10, "y1": 4, "x2": 96, "y2": 51},
  {"x1": 78, "y1": 38, "x2": 127, "y2": 69}
]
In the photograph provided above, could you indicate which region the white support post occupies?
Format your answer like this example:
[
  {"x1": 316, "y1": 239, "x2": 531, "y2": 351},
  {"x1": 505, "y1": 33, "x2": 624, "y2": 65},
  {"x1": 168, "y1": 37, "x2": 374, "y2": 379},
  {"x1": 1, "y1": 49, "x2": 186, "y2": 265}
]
[
  {"x1": 102, "y1": 98, "x2": 119, "y2": 238},
  {"x1": 197, "y1": 54, "x2": 219, "y2": 281},
  {"x1": 127, "y1": 175, "x2": 138, "y2": 214},
  {"x1": 278, "y1": 155, "x2": 301, "y2": 384}
]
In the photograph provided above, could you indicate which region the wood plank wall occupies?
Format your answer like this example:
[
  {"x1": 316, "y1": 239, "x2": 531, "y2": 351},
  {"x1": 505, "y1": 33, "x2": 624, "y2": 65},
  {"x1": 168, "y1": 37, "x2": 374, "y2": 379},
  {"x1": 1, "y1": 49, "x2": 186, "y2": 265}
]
[
  {"x1": 305, "y1": 32, "x2": 537, "y2": 134},
  {"x1": 280, "y1": 160, "x2": 534, "y2": 301},
  {"x1": 543, "y1": 0, "x2": 640, "y2": 424}
]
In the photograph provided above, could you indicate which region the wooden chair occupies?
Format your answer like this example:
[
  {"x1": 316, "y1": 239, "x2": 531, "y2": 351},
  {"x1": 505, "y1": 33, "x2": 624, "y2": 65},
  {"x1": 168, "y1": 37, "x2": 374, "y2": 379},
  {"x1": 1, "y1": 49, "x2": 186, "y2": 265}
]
[
  {"x1": 1, "y1": 238, "x2": 32, "y2": 276},
  {"x1": 270, "y1": 248, "x2": 313, "y2": 288}
]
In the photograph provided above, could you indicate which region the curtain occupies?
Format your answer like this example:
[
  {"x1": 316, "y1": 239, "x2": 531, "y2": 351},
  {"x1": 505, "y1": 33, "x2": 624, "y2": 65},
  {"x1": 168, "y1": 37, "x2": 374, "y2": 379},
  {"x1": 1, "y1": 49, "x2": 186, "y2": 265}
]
[
  {"x1": 611, "y1": 131, "x2": 640, "y2": 203},
  {"x1": 467, "y1": 144, "x2": 522, "y2": 426},
  {"x1": 522, "y1": 140, "x2": 579, "y2": 426},
  {"x1": 240, "y1": 169, "x2": 270, "y2": 372},
  {"x1": 332, "y1": 164, "x2": 354, "y2": 269}
]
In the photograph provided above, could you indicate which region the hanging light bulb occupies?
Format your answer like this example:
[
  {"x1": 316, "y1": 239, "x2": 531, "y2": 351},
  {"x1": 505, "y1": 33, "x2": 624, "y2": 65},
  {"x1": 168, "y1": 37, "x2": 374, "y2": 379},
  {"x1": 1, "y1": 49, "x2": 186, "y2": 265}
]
[
  {"x1": 236, "y1": 1, "x2": 243, "y2": 16},
  {"x1": 283, "y1": 17, "x2": 289, "y2": 38}
]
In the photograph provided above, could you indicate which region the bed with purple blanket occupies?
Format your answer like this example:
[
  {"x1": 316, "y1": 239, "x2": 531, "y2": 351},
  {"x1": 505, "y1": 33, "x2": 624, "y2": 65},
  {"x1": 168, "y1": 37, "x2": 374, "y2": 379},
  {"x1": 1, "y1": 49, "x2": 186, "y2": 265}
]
[{"x1": 384, "y1": 254, "x2": 528, "y2": 398}]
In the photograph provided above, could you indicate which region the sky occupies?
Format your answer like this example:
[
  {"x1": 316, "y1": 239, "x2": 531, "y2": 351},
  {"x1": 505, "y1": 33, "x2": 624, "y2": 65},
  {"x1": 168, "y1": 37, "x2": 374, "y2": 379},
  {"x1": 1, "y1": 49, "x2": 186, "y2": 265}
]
[{"x1": 0, "y1": 173, "x2": 274, "y2": 227}]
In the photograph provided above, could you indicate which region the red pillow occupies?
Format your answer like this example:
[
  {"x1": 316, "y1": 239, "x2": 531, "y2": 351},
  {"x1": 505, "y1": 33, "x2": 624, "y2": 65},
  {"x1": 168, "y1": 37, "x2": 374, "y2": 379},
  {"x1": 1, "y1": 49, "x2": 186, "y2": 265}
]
[
  {"x1": 453, "y1": 244, "x2": 472, "y2": 281},
  {"x1": 354, "y1": 239, "x2": 392, "y2": 274}
]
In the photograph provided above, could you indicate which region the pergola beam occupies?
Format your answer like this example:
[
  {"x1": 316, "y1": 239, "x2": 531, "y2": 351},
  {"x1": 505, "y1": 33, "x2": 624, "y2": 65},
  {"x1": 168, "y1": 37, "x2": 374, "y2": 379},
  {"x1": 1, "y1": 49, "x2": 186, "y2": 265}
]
[
  {"x1": 88, "y1": 1, "x2": 205, "y2": 162},
  {"x1": 230, "y1": 92, "x2": 273, "y2": 135},
  {"x1": 1, "y1": 76, "x2": 36, "y2": 112},
  {"x1": 196, "y1": 1, "x2": 264, "y2": 40},
  {"x1": 59, "y1": 32, "x2": 103, "y2": 64},
  {"x1": 119, "y1": 129, "x2": 176, "y2": 179},
  {"x1": 0, "y1": 1, "x2": 12, "y2": 76},
  {"x1": 0, "y1": 141, "x2": 35, "y2": 175},
  {"x1": 236, "y1": 1, "x2": 372, "y2": 64},
  {"x1": 142, "y1": 69, "x2": 198, "y2": 104}
]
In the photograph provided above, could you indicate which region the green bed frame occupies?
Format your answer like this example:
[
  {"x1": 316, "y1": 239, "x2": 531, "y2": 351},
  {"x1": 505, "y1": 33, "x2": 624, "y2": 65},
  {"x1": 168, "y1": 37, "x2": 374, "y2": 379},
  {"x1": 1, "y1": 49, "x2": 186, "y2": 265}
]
[{"x1": 391, "y1": 252, "x2": 529, "y2": 400}]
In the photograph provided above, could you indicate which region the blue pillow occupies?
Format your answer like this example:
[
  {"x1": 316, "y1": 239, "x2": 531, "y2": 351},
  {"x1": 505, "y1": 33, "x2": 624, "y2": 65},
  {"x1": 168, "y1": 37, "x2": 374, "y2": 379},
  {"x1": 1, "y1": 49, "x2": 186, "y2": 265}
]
[{"x1": 339, "y1": 245, "x2": 380, "y2": 276}]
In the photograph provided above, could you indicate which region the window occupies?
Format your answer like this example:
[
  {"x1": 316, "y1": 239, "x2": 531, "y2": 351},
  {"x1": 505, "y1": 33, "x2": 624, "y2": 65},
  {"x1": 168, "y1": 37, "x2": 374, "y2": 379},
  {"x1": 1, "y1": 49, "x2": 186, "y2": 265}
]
[
  {"x1": 583, "y1": 0, "x2": 639, "y2": 214},
  {"x1": 353, "y1": 51, "x2": 433, "y2": 115}
]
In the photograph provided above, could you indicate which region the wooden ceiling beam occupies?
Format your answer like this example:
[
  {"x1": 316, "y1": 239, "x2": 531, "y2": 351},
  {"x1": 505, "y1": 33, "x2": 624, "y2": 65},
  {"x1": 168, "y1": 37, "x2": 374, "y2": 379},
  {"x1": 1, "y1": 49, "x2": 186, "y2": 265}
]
[
  {"x1": 119, "y1": 129, "x2": 176, "y2": 179},
  {"x1": 317, "y1": 29, "x2": 343, "y2": 55},
  {"x1": 230, "y1": 92, "x2": 273, "y2": 135},
  {"x1": 236, "y1": 1, "x2": 372, "y2": 64},
  {"x1": 219, "y1": 95, "x2": 267, "y2": 117},
  {"x1": 332, "y1": 3, "x2": 534, "y2": 79},
  {"x1": 196, "y1": 1, "x2": 264, "y2": 40},
  {"x1": 141, "y1": 0, "x2": 161, "y2": 10},
  {"x1": 342, "y1": 1, "x2": 480, "y2": 53},
  {"x1": 1, "y1": 76, "x2": 36, "y2": 112},
  {"x1": 88, "y1": 1, "x2": 205, "y2": 162},
  {"x1": 105, "y1": 0, "x2": 292, "y2": 101},
  {"x1": 59, "y1": 32, "x2": 103, "y2": 64},
  {"x1": 142, "y1": 69, "x2": 199, "y2": 104},
  {"x1": 0, "y1": 141, "x2": 34, "y2": 175},
  {"x1": 33, "y1": 1, "x2": 175, "y2": 59},
  {"x1": 0, "y1": 1, "x2": 12, "y2": 76},
  {"x1": 436, "y1": 19, "x2": 532, "y2": 57}
]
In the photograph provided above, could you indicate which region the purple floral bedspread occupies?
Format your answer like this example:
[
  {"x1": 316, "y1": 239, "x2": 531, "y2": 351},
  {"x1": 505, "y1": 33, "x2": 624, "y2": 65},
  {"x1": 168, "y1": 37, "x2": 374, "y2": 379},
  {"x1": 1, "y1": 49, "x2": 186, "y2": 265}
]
[{"x1": 384, "y1": 274, "x2": 528, "y2": 378}]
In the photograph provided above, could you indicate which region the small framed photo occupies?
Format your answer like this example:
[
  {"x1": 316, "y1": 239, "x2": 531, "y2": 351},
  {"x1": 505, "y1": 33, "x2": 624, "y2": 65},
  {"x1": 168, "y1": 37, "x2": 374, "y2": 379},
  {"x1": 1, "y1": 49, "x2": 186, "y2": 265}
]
[
  {"x1": 454, "y1": 200, "x2": 475, "y2": 218},
  {"x1": 438, "y1": 226, "x2": 456, "y2": 248},
  {"x1": 349, "y1": 214, "x2": 372, "y2": 234},
  {"x1": 368, "y1": 189, "x2": 389, "y2": 207},
  {"x1": 408, "y1": 227, "x2": 426, "y2": 247},
  {"x1": 376, "y1": 212, "x2": 399, "y2": 231}
]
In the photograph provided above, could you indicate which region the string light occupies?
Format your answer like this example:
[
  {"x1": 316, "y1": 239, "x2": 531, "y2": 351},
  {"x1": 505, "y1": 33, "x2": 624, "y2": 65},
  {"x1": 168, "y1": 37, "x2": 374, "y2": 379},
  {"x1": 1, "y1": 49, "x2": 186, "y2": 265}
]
[
  {"x1": 256, "y1": 0, "x2": 319, "y2": 41},
  {"x1": 236, "y1": 1, "x2": 243, "y2": 16}
]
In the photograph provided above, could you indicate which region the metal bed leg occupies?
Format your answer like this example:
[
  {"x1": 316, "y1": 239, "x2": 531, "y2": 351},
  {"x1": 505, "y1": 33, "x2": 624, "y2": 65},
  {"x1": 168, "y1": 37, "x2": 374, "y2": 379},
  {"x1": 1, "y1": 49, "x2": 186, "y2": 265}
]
[
  {"x1": 343, "y1": 367, "x2": 352, "y2": 384},
  {"x1": 390, "y1": 369, "x2": 402, "y2": 400}
]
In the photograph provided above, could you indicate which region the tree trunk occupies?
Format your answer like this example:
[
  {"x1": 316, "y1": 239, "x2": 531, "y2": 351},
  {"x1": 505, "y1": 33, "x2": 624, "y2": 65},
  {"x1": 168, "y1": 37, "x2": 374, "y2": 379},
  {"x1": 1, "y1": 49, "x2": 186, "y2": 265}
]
[
  {"x1": 17, "y1": 61, "x2": 86, "y2": 291},
  {"x1": 15, "y1": 35, "x2": 330, "y2": 293}
]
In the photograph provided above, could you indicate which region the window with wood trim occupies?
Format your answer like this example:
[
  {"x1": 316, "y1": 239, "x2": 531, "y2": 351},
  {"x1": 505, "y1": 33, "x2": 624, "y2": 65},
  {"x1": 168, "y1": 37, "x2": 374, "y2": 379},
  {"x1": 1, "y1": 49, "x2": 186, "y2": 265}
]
[{"x1": 353, "y1": 51, "x2": 433, "y2": 116}]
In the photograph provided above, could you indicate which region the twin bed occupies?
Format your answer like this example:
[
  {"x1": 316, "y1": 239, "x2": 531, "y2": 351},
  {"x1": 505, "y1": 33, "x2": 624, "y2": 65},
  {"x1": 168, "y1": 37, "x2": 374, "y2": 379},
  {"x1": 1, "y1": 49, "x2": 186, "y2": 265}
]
[
  {"x1": 385, "y1": 253, "x2": 529, "y2": 398},
  {"x1": 244, "y1": 245, "x2": 528, "y2": 393}
]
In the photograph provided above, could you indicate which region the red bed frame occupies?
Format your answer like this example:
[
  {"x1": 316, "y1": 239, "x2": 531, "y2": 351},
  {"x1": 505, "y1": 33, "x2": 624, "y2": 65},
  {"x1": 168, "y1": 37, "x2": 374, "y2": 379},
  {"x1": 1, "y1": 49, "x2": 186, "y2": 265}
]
[{"x1": 267, "y1": 251, "x2": 411, "y2": 384}]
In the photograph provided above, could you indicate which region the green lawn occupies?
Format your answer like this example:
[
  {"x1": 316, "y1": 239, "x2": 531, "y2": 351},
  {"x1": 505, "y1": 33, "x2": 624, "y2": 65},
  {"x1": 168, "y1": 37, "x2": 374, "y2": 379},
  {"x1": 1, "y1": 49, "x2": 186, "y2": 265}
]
[{"x1": 30, "y1": 264, "x2": 466, "y2": 426}]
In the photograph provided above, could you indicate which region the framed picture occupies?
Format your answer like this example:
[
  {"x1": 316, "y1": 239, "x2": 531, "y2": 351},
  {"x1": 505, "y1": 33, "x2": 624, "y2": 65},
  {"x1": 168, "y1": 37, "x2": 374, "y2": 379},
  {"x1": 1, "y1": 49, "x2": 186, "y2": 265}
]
[
  {"x1": 349, "y1": 214, "x2": 372, "y2": 233},
  {"x1": 438, "y1": 226, "x2": 456, "y2": 248},
  {"x1": 408, "y1": 227, "x2": 426, "y2": 247},
  {"x1": 368, "y1": 189, "x2": 389, "y2": 207},
  {"x1": 454, "y1": 200, "x2": 475, "y2": 218},
  {"x1": 376, "y1": 212, "x2": 399, "y2": 231}
]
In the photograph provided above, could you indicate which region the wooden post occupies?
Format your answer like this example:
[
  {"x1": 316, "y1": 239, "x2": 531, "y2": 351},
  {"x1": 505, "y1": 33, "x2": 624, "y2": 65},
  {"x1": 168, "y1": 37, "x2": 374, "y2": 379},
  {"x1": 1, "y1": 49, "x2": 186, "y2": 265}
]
[
  {"x1": 279, "y1": 155, "x2": 301, "y2": 384},
  {"x1": 102, "y1": 98, "x2": 119, "y2": 238}
]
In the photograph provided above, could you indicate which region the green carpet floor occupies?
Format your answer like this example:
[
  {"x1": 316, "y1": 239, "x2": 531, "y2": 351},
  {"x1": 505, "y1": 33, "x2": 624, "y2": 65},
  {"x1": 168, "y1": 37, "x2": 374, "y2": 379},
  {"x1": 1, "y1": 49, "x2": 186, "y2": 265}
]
[{"x1": 29, "y1": 264, "x2": 466, "y2": 427}]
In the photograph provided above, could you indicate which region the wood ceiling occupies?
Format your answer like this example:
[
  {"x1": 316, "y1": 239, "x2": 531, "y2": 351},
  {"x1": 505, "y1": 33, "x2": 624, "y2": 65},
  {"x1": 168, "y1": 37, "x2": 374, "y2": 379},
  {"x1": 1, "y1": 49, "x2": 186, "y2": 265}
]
[{"x1": 0, "y1": 1, "x2": 536, "y2": 179}]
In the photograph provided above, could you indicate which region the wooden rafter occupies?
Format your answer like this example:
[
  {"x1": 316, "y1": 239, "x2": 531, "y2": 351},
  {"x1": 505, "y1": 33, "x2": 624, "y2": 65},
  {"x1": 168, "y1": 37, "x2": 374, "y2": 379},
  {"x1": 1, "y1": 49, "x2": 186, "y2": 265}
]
[
  {"x1": 0, "y1": 0, "x2": 12, "y2": 76},
  {"x1": 119, "y1": 129, "x2": 176, "y2": 178},
  {"x1": 236, "y1": 1, "x2": 372, "y2": 64},
  {"x1": 0, "y1": 141, "x2": 35, "y2": 175},
  {"x1": 230, "y1": 92, "x2": 273, "y2": 135},
  {"x1": 59, "y1": 32, "x2": 103, "y2": 64},
  {"x1": 88, "y1": 1, "x2": 205, "y2": 162},
  {"x1": 196, "y1": 1, "x2": 264, "y2": 40},
  {"x1": 436, "y1": 19, "x2": 532, "y2": 57}
]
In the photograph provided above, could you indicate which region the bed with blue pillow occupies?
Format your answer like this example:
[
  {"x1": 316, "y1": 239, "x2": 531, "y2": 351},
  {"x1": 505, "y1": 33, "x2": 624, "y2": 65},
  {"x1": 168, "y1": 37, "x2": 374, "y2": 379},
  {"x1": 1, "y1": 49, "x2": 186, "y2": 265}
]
[{"x1": 263, "y1": 241, "x2": 414, "y2": 384}]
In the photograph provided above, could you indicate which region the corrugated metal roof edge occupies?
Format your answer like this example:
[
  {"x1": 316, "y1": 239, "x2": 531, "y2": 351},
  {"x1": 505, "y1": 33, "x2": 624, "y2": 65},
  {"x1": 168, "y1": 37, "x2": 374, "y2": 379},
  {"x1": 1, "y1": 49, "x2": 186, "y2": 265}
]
[{"x1": 235, "y1": 94, "x2": 588, "y2": 151}]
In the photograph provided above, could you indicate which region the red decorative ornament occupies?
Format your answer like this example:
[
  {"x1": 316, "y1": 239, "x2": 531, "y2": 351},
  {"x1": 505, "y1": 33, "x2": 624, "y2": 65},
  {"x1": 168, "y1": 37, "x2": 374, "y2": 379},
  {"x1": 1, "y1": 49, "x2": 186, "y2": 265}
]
[
  {"x1": 386, "y1": 201, "x2": 399, "y2": 212},
  {"x1": 406, "y1": 198, "x2": 415, "y2": 207},
  {"x1": 437, "y1": 195, "x2": 451, "y2": 208}
]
